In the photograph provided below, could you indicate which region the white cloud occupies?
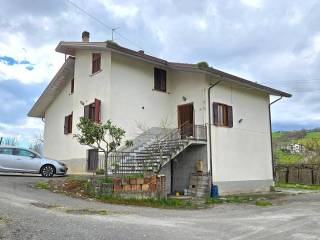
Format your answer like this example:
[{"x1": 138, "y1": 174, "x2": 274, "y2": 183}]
[
  {"x1": 0, "y1": 33, "x2": 64, "y2": 84},
  {"x1": 241, "y1": 0, "x2": 264, "y2": 9},
  {"x1": 97, "y1": 0, "x2": 139, "y2": 19}
]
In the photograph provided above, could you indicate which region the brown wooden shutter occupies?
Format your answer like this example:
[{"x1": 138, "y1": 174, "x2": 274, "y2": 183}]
[
  {"x1": 64, "y1": 116, "x2": 69, "y2": 134},
  {"x1": 87, "y1": 149, "x2": 99, "y2": 171},
  {"x1": 94, "y1": 99, "x2": 101, "y2": 123},
  {"x1": 84, "y1": 105, "x2": 90, "y2": 118},
  {"x1": 212, "y1": 102, "x2": 219, "y2": 126},
  {"x1": 71, "y1": 78, "x2": 74, "y2": 93},
  {"x1": 68, "y1": 113, "x2": 73, "y2": 133},
  {"x1": 227, "y1": 105, "x2": 233, "y2": 128}
]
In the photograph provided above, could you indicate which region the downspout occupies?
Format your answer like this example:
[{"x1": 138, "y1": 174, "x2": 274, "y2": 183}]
[
  {"x1": 268, "y1": 96, "x2": 282, "y2": 181},
  {"x1": 207, "y1": 81, "x2": 221, "y2": 178}
]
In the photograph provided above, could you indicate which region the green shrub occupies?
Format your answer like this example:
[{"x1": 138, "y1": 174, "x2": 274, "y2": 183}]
[
  {"x1": 255, "y1": 200, "x2": 272, "y2": 207},
  {"x1": 197, "y1": 61, "x2": 209, "y2": 68},
  {"x1": 34, "y1": 181, "x2": 50, "y2": 190},
  {"x1": 95, "y1": 169, "x2": 105, "y2": 175}
]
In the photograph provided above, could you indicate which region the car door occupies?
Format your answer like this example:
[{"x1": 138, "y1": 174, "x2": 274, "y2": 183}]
[
  {"x1": 12, "y1": 149, "x2": 42, "y2": 173},
  {"x1": 0, "y1": 148, "x2": 16, "y2": 172}
]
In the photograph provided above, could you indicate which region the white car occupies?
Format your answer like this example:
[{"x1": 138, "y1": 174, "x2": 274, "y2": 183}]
[{"x1": 0, "y1": 146, "x2": 68, "y2": 177}]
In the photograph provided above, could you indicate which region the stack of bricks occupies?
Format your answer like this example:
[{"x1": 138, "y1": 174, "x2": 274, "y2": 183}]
[{"x1": 112, "y1": 175, "x2": 157, "y2": 193}]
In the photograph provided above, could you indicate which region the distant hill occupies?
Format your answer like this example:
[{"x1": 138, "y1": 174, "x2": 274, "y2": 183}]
[{"x1": 272, "y1": 128, "x2": 320, "y2": 165}]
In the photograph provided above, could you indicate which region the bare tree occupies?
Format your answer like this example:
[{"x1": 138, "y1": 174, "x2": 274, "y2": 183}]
[{"x1": 0, "y1": 137, "x2": 18, "y2": 146}]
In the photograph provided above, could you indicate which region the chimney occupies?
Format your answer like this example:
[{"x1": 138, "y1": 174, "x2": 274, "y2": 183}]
[{"x1": 82, "y1": 31, "x2": 90, "y2": 42}]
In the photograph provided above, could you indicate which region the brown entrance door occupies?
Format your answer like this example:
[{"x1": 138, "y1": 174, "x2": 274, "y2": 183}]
[{"x1": 178, "y1": 103, "x2": 194, "y2": 138}]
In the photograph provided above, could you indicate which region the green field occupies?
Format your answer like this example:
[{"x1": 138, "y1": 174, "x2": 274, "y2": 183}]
[
  {"x1": 273, "y1": 128, "x2": 320, "y2": 164},
  {"x1": 305, "y1": 131, "x2": 320, "y2": 139}
]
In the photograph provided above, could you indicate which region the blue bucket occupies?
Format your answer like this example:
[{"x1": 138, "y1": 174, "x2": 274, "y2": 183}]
[{"x1": 211, "y1": 184, "x2": 219, "y2": 198}]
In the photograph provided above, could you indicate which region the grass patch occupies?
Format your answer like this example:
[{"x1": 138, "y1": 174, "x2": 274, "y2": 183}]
[
  {"x1": 96, "y1": 177, "x2": 113, "y2": 184},
  {"x1": 64, "y1": 208, "x2": 109, "y2": 215},
  {"x1": 38, "y1": 177, "x2": 196, "y2": 209},
  {"x1": 206, "y1": 192, "x2": 286, "y2": 207},
  {"x1": 255, "y1": 200, "x2": 272, "y2": 207},
  {"x1": 275, "y1": 149, "x2": 303, "y2": 164},
  {"x1": 206, "y1": 197, "x2": 224, "y2": 204},
  {"x1": 305, "y1": 131, "x2": 320, "y2": 139},
  {"x1": 97, "y1": 194, "x2": 194, "y2": 209},
  {"x1": 272, "y1": 131, "x2": 283, "y2": 139},
  {"x1": 276, "y1": 183, "x2": 320, "y2": 190},
  {"x1": 225, "y1": 196, "x2": 251, "y2": 203},
  {"x1": 0, "y1": 216, "x2": 10, "y2": 224},
  {"x1": 34, "y1": 181, "x2": 50, "y2": 190}
]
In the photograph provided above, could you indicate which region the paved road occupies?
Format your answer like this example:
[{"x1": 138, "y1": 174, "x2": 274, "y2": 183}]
[{"x1": 1, "y1": 174, "x2": 320, "y2": 240}]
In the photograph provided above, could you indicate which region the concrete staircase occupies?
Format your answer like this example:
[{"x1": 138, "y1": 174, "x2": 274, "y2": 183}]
[{"x1": 109, "y1": 123, "x2": 207, "y2": 174}]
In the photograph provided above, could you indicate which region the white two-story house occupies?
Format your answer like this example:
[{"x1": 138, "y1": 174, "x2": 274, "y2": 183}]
[{"x1": 28, "y1": 32, "x2": 291, "y2": 195}]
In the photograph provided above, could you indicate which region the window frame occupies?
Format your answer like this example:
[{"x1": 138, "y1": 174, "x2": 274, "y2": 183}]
[
  {"x1": 84, "y1": 99, "x2": 101, "y2": 123},
  {"x1": 92, "y1": 53, "x2": 101, "y2": 74},
  {"x1": 154, "y1": 68, "x2": 167, "y2": 92},
  {"x1": 213, "y1": 102, "x2": 233, "y2": 128},
  {"x1": 64, "y1": 113, "x2": 73, "y2": 134}
]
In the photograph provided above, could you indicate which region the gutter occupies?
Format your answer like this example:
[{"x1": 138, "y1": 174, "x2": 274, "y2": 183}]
[
  {"x1": 268, "y1": 96, "x2": 282, "y2": 181},
  {"x1": 207, "y1": 81, "x2": 221, "y2": 177}
]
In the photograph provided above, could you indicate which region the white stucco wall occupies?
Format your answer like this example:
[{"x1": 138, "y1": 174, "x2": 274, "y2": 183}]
[
  {"x1": 43, "y1": 49, "x2": 112, "y2": 173},
  {"x1": 110, "y1": 53, "x2": 173, "y2": 139},
  {"x1": 43, "y1": 79, "x2": 73, "y2": 160},
  {"x1": 210, "y1": 83, "x2": 273, "y2": 189},
  {"x1": 170, "y1": 70, "x2": 207, "y2": 126}
]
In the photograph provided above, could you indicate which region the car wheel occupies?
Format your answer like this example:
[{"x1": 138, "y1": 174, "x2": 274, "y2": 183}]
[{"x1": 40, "y1": 165, "x2": 55, "y2": 177}]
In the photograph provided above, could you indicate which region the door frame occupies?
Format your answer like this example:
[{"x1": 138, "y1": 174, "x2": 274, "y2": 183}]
[{"x1": 177, "y1": 102, "x2": 195, "y2": 128}]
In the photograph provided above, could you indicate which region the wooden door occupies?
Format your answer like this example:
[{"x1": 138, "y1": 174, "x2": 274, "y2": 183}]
[{"x1": 178, "y1": 103, "x2": 194, "y2": 138}]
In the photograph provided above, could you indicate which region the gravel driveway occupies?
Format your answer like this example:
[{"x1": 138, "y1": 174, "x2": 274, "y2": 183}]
[{"x1": 1, "y1": 174, "x2": 320, "y2": 240}]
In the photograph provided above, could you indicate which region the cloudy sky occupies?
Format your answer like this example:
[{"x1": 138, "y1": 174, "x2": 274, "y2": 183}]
[{"x1": 0, "y1": 0, "x2": 319, "y2": 146}]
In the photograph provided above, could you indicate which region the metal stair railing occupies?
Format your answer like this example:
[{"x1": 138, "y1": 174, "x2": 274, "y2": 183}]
[{"x1": 106, "y1": 123, "x2": 207, "y2": 175}]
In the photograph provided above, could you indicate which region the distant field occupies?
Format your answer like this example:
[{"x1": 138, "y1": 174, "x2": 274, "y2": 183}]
[
  {"x1": 305, "y1": 131, "x2": 320, "y2": 139},
  {"x1": 272, "y1": 131, "x2": 283, "y2": 139},
  {"x1": 273, "y1": 128, "x2": 320, "y2": 164}
]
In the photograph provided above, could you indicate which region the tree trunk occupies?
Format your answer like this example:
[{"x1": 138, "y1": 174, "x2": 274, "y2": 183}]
[{"x1": 103, "y1": 151, "x2": 109, "y2": 178}]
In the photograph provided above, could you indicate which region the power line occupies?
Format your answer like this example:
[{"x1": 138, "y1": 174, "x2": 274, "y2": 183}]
[{"x1": 67, "y1": 0, "x2": 144, "y2": 50}]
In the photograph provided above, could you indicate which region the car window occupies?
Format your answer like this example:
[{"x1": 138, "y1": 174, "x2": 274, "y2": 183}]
[
  {"x1": 0, "y1": 148, "x2": 13, "y2": 155},
  {"x1": 13, "y1": 149, "x2": 36, "y2": 158}
]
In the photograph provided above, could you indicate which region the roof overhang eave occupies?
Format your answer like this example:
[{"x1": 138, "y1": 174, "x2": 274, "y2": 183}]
[
  {"x1": 28, "y1": 57, "x2": 75, "y2": 118},
  {"x1": 203, "y1": 68, "x2": 292, "y2": 97}
]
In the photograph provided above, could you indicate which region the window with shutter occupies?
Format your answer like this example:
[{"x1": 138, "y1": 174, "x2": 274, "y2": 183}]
[
  {"x1": 212, "y1": 103, "x2": 233, "y2": 128},
  {"x1": 94, "y1": 98, "x2": 101, "y2": 123},
  {"x1": 92, "y1": 53, "x2": 101, "y2": 74},
  {"x1": 64, "y1": 113, "x2": 73, "y2": 134},
  {"x1": 84, "y1": 99, "x2": 101, "y2": 123},
  {"x1": 154, "y1": 68, "x2": 166, "y2": 92}
]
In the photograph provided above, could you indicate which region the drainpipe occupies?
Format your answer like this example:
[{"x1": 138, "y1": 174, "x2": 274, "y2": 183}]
[
  {"x1": 269, "y1": 96, "x2": 282, "y2": 182},
  {"x1": 207, "y1": 81, "x2": 221, "y2": 178}
]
